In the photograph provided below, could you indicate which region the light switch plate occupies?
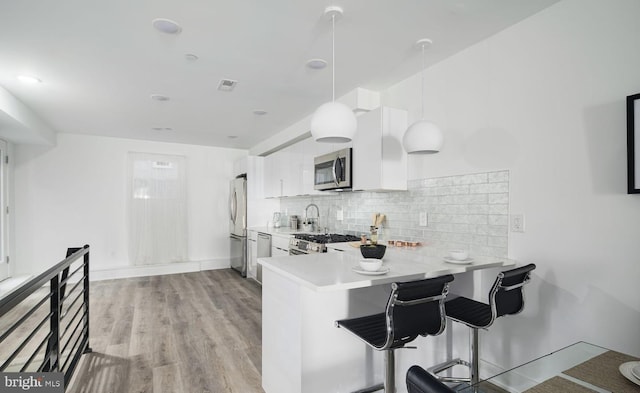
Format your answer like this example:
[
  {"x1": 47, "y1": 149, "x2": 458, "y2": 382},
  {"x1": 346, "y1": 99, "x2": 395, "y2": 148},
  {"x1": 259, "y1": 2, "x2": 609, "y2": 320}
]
[
  {"x1": 510, "y1": 214, "x2": 525, "y2": 233},
  {"x1": 336, "y1": 209, "x2": 344, "y2": 221}
]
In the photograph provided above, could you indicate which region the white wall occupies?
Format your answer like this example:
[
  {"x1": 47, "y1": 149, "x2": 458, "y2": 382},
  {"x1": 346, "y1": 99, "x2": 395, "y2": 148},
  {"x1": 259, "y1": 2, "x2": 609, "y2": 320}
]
[
  {"x1": 13, "y1": 133, "x2": 246, "y2": 276},
  {"x1": 384, "y1": 0, "x2": 640, "y2": 365}
]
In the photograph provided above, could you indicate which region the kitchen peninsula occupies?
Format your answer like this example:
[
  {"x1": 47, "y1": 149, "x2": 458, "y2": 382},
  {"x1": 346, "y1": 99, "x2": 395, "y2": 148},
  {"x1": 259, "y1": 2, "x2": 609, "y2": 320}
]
[{"x1": 258, "y1": 247, "x2": 516, "y2": 393}]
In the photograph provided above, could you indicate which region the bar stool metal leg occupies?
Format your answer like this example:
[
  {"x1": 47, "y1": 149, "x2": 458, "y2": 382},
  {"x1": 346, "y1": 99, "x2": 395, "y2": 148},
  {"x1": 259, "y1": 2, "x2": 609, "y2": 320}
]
[
  {"x1": 470, "y1": 328, "x2": 479, "y2": 387},
  {"x1": 385, "y1": 350, "x2": 395, "y2": 393}
]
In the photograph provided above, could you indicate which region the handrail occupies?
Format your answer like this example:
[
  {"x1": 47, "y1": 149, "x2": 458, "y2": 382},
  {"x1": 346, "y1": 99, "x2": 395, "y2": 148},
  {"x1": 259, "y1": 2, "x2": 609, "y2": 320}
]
[{"x1": 0, "y1": 245, "x2": 91, "y2": 391}]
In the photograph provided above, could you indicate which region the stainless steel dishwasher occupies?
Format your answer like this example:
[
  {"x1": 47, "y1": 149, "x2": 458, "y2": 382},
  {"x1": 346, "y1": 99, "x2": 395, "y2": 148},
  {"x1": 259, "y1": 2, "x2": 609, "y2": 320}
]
[{"x1": 256, "y1": 232, "x2": 272, "y2": 284}]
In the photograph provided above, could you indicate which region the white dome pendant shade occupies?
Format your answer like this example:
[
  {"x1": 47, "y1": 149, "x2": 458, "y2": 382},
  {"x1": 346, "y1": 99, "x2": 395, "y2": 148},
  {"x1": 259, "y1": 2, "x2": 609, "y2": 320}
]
[
  {"x1": 310, "y1": 101, "x2": 357, "y2": 143},
  {"x1": 403, "y1": 38, "x2": 443, "y2": 154},
  {"x1": 310, "y1": 6, "x2": 357, "y2": 143},
  {"x1": 403, "y1": 120, "x2": 443, "y2": 154}
]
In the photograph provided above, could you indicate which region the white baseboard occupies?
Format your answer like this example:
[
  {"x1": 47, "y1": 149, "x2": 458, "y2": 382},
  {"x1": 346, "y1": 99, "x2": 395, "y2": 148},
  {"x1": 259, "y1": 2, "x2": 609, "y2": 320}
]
[{"x1": 89, "y1": 259, "x2": 231, "y2": 281}]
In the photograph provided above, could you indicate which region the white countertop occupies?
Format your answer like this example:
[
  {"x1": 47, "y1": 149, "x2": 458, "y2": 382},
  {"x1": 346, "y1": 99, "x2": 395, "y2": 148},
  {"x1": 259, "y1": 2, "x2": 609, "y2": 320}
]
[
  {"x1": 248, "y1": 226, "x2": 302, "y2": 238},
  {"x1": 258, "y1": 247, "x2": 516, "y2": 292}
]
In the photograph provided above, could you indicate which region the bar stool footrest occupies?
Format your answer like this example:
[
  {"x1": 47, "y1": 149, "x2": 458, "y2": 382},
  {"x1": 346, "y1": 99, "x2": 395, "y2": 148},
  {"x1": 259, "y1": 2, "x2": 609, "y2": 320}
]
[{"x1": 428, "y1": 358, "x2": 471, "y2": 383}]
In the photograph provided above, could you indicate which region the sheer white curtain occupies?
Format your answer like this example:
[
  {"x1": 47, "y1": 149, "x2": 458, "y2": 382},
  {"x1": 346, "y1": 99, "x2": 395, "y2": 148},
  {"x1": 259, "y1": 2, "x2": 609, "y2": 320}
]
[{"x1": 128, "y1": 152, "x2": 187, "y2": 265}]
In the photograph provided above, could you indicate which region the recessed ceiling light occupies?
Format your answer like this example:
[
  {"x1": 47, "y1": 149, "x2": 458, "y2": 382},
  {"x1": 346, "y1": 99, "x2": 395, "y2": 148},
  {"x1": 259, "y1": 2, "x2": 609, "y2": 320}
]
[
  {"x1": 184, "y1": 53, "x2": 199, "y2": 61},
  {"x1": 253, "y1": 109, "x2": 268, "y2": 115},
  {"x1": 17, "y1": 75, "x2": 42, "y2": 84},
  {"x1": 150, "y1": 94, "x2": 170, "y2": 101},
  {"x1": 218, "y1": 79, "x2": 238, "y2": 92},
  {"x1": 152, "y1": 18, "x2": 182, "y2": 34},
  {"x1": 306, "y1": 58, "x2": 328, "y2": 70}
]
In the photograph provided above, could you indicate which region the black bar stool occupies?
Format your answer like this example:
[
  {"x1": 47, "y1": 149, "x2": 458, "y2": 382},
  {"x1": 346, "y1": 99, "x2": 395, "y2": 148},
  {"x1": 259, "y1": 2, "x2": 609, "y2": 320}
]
[
  {"x1": 336, "y1": 275, "x2": 455, "y2": 393},
  {"x1": 429, "y1": 263, "x2": 536, "y2": 387},
  {"x1": 407, "y1": 365, "x2": 454, "y2": 393}
]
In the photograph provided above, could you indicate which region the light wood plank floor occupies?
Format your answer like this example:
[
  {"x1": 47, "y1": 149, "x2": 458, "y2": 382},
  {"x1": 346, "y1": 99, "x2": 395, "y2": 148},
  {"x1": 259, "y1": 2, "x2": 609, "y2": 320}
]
[{"x1": 68, "y1": 269, "x2": 264, "y2": 393}]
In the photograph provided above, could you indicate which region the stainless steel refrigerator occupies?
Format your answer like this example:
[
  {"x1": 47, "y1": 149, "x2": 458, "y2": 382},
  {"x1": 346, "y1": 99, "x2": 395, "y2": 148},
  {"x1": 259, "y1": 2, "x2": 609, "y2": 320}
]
[{"x1": 229, "y1": 175, "x2": 247, "y2": 277}]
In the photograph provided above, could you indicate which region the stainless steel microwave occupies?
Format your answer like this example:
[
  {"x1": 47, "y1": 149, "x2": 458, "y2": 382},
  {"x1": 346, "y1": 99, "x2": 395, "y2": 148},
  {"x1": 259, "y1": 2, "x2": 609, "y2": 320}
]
[{"x1": 314, "y1": 148, "x2": 352, "y2": 191}]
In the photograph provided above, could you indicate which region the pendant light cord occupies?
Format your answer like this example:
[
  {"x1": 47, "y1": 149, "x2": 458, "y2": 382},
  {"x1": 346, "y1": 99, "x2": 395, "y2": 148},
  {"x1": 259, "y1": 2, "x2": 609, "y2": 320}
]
[
  {"x1": 332, "y1": 14, "x2": 336, "y2": 102},
  {"x1": 421, "y1": 43, "x2": 425, "y2": 120}
]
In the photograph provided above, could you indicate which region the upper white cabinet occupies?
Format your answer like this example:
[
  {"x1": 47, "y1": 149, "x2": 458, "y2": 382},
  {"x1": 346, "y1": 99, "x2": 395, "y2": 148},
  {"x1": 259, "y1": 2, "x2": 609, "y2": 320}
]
[
  {"x1": 263, "y1": 152, "x2": 283, "y2": 198},
  {"x1": 264, "y1": 143, "x2": 304, "y2": 198},
  {"x1": 352, "y1": 106, "x2": 408, "y2": 191},
  {"x1": 263, "y1": 137, "x2": 351, "y2": 198}
]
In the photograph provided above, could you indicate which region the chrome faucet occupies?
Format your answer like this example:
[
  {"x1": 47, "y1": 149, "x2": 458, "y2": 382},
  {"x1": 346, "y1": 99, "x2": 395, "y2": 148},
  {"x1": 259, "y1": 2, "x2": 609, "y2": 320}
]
[
  {"x1": 305, "y1": 203, "x2": 320, "y2": 220},
  {"x1": 304, "y1": 203, "x2": 320, "y2": 231}
]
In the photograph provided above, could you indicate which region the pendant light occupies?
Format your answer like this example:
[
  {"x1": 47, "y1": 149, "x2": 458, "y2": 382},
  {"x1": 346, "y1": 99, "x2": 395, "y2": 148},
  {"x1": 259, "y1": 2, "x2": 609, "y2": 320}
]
[
  {"x1": 310, "y1": 6, "x2": 357, "y2": 143},
  {"x1": 402, "y1": 38, "x2": 443, "y2": 154}
]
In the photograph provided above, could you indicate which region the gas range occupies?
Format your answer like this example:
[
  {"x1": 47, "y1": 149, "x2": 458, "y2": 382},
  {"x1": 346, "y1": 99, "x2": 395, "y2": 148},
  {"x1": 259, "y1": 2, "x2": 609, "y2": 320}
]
[{"x1": 289, "y1": 233, "x2": 360, "y2": 254}]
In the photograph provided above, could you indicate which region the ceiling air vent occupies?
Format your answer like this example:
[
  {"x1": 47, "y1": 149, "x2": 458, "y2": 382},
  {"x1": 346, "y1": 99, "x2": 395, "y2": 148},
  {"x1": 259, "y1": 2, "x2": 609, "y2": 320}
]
[{"x1": 218, "y1": 79, "x2": 238, "y2": 92}]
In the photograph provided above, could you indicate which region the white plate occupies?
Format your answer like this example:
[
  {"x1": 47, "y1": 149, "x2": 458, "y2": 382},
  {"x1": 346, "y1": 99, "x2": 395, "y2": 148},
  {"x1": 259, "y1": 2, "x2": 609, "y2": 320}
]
[
  {"x1": 619, "y1": 361, "x2": 640, "y2": 386},
  {"x1": 633, "y1": 364, "x2": 640, "y2": 380},
  {"x1": 443, "y1": 257, "x2": 474, "y2": 265},
  {"x1": 352, "y1": 266, "x2": 390, "y2": 275}
]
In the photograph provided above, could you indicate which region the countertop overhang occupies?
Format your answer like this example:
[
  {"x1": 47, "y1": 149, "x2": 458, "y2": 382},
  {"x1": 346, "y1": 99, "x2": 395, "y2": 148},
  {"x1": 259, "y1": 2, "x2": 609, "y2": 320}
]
[{"x1": 258, "y1": 247, "x2": 516, "y2": 292}]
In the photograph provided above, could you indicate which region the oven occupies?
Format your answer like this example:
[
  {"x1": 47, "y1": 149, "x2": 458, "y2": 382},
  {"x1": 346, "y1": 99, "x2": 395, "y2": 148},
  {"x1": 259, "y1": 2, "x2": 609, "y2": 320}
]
[
  {"x1": 314, "y1": 148, "x2": 352, "y2": 191},
  {"x1": 289, "y1": 233, "x2": 360, "y2": 255}
]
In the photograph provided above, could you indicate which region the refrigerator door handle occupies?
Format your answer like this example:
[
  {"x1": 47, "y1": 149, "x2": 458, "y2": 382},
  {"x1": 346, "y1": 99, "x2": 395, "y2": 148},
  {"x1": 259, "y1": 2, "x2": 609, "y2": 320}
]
[{"x1": 230, "y1": 189, "x2": 237, "y2": 224}]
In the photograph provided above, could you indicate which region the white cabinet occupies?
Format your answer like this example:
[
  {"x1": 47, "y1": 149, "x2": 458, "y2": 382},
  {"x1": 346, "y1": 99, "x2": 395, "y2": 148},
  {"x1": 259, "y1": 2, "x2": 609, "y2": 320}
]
[
  {"x1": 264, "y1": 145, "x2": 303, "y2": 198},
  {"x1": 271, "y1": 234, "x2": 290, "y2": 256},
  {"x1": 352, "y1": 106, "x2": 408, "y2": 191},
  {"x1": 263, "y1": 136, "x2": 352, "y2": 198},
  {"x1": 247, "y1": 156, "x2": 265, "y2": 200},
  {"x1": 263, "y1": 153, "x2": 280, "y2": 198},
  {"x1": 247, "y1": 230, "x2": 258, "y2": 280}
]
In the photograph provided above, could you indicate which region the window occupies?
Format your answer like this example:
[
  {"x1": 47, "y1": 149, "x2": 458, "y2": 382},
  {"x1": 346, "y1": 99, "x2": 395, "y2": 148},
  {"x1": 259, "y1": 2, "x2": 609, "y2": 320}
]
[{"x1": 128, "y1": 153, "x2": 187, "y2": 265}]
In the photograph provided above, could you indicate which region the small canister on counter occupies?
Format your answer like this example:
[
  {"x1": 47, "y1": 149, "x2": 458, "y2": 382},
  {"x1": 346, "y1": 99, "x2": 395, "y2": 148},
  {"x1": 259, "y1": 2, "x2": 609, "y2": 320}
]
[{"x1": 289, "y1": 215, "x2": 299, "y2": 230}]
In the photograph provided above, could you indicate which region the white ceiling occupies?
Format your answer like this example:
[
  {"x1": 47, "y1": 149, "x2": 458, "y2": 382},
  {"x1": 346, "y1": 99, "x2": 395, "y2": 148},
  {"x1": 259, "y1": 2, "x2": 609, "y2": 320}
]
[{"x1": 0, "y1": 0, "x2": 559, "y2": 150}]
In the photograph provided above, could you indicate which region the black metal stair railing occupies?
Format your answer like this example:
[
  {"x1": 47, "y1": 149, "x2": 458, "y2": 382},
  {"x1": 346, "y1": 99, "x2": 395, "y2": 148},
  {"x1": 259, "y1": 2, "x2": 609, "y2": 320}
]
[{"x1": 0, "y1": 245, "x2": 91, "y2": 390}]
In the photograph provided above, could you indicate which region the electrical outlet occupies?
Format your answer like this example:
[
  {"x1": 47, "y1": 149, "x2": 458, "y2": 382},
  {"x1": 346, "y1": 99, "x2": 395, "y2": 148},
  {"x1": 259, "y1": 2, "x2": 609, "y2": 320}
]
[
  {"x1": 336, "y1": 209, "x2": 343, "y2": 221},
  {"x1": 510, "y1": 214, "x2": 525, "y2": 233},
  {"x1": 419, "y1": 212, "x2": 428, "y2": 227}
]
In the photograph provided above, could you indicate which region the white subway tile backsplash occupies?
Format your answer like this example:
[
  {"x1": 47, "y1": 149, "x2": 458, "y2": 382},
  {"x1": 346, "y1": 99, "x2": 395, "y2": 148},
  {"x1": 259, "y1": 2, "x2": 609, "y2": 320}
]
[
  {"x1": 488, "y1": 215, "x2": 509, "y2": 226},
  {"x1": 452, "y1": 173, "x2": 488, "y2": 185},
  {"x1": 488, "y1": 204, "x2": 509, "y2": 215},
  {"x1": 488, "y1": 225, "x2": 509, "y2": 236},
  {"x1": 467, "y1": 215, "x2": 489, "y2": 225},
  {"x1": 280, "y1": 170, "x2": 509, "y2": 258},
  {"x1": 474, "y1": 225, "x2": 490, "y2": 235},
  {"x1": 488, "y1": 193, "x2": 509, "y2": 204},
  {"x1": 467, "y1": 205, "x2": 490, "y2": 214},
  {"x1": 469, "y1": 182, "x2": 509, "y2": 194},
  {"x1": 451, "y1": 194, "x2": 488, "y2": 204},
  {"x1": 471, "y1": 235, "x2": 489, "y2": 245},
  {"x1": 488, "y1": 171, "x2": 509, "y2": 183},
  {"x1": 488, "y1": 236, "x2": 508, "y2": 247}
]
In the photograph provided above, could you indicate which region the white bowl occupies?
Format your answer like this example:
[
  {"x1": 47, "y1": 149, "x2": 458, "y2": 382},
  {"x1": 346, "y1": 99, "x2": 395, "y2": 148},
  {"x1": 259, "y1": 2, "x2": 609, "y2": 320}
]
[
  {"x1": 449, "y1": 250, "x2": 469, "y2": 261},
  {"x1": 359, "y1": 259, "x2": 383, "y2": 272}
]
